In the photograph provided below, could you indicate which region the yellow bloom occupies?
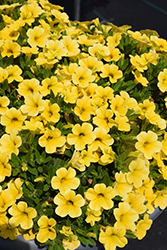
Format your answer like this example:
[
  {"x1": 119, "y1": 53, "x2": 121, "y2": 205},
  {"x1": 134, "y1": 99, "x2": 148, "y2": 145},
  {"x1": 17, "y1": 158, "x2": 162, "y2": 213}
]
[
  {"x1": 115, "y1": 115, "x2": 130, "y2": 132},
  {"x1": 99, "y1": 225, "x2": 128, "y2": 250},
  {"x1": 154, "y1": 189, "x2": 167, "y2": 210},
  {"x1": 74, "y1": 96, "x2": 95, "y2": 121},
  {"x1": 85, "y1": 207, "x2": 102, "y2": 226},
  {"x1": 93, "y1": 106, "x2": 115, "y2": 132},
  {"x1": 0, "y1": 189, "x2": 15, "y2": 213},
  {"x1": 114, "y1": 202, "x2": 138, "y2": 231},
  {"x1": 0, "y1": 96, "x2": 10, "y2": 115},
  {"x1": 72, "y1": 66, "x2": 95, "y2": 88},
  {"x1": 138, "y1": 99, "x2": 155, "y2": 119},
  {"x1": 38, "y1": 128, "x2": 66, "y2": 154},
  {"x1": 27, "y1": 26, "x2": 48, "y2": 47},
  {"x1": 0, "y1": 211, "x2": 8, "y2": 226},
  {"x1": 0, "y1": 223, "x2": 19, "y2": 240},
  {"x1": 130, "y1": 54, "x2": 147, "y2": 72},
  {"x1": 78, "y1": 149, "x2": 97, "y2": 167},
  {"x1": 100, "y1": 64, "x2": 123, "y2": 83},
  {"x1": 0, "y1": 67, "x2": 8, "y2": 83},
  {"x1": 60, "y1": 226, "x2": 73, "y2": 236},
  {"x1": 37, "y1": 215, "x2": 56, "y2": 243},
  {"x1": 126, "y1": 158, "x2": 149, "y2": 188},
  {"x1": 1, "y1": 107, "x2": 26, "y2": 133},
  {"x1": 51, "y1": 167, "x2": 80, "y2": 193},
  {"x1": 157, "y1": 68, "x2": 167, "y2": 92},
  {"x1": 6, "y1": 65, "x2": 23, "y2": 83},
  {"x1": 54, "y1": 190, "x2": 85, "y2": 218},
  {"x1": 23, "y1": 228, "x2": 36, "y2": 241},
  {"x1": 120, "y1": 91, "x2": 138, "y2": 110},
  {"x1": 110, "y1": 95, "x2": 127, "y2": 116},
  {"x1": 151, "y1": 36, "x2": 167, "y2": 52},
  {"x1": 89, "y1": 127, "x2": 114, "y2": 152},
  {"x1": 125, "y1": 192, "x2": 147, "y2": 214},
  {"x1": 40, "y1": 76, "x2": 63, "y2": 97},
  {"x1": 0, "y1": 152, "x2": 11, "y2": 182},
  {"x1": 79, "y1": 56, "x2": 103, "y2": 72},
  {"x1": 100, "y1": 147, "x2": 115, "y2": 165},
  {"x1": 135, "y1": 214, "x2": 152, "y2": 240},
  {"x1": 88, "y1": 43, "x2": 110, "y2": 60},
  {"x1": 7, "y1": 178, "x2": 24, "y2": 200},
  {"x1": 0, "y1": 130, "x2": 22, "y2": 157},
  {"x1": 67, "y1": 123, "x2": 95, "y2": 151},
  {"x1": 17, "y1": 79, "x2": 40, "y2": 98},
  {"x1": 41, "y1": 100, "x2": 60, "y2": 124},
  {"x1": 20, "y1": 92, "x2": 45, "y2": 116},
  {"x1": 62, "y1": 234, "x2": 80, "y2": 250},
  {"x1": 62, "y1": 35, "x2": 80, "y2": 56},
  {"x1": 93, "y1": 86, "x2": 114, "y2": 105},
  {"x1": 1, "y1": 40, "x2": 21, "y2": 58},
  {"x1": 9, "y1": 201, "x2": 37, "y2": 230},
  {"x1": 135, "y1": 131, "x2": 162, "y2": 159},
  {"x1": 107, "y1": 33, "x2": 122, "y2": 47},
  {"x1": 114, "y1": 171, "x2": 132, "y2": 200},
  {"x1": 85, "y1": 183, "x2": 116, "y2": 211},
  {"x1": 44, "y1": 40, "x2": 67, "y2": 61},
  {"x1": 104, "y1": 45, "x2": 121, "y2": 62},
  {"x1": 132, "y1": 69, "x2": 148, "y2": 87}
]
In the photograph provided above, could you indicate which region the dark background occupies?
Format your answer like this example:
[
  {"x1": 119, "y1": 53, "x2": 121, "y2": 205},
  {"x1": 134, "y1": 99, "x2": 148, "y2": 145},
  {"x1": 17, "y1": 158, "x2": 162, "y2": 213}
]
[{"x1": 49, "y1": 0, "x2": 167, "y2": 39}]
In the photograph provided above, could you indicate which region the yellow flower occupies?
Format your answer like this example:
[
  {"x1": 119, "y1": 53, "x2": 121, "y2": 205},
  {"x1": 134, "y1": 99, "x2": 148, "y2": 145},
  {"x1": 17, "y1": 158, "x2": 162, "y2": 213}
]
[
  {"x1": 72, "y1": 66, "x2": 95, "y2": 88},
  {"x1": 67, "y1": 123, "x2": 95, "y2": 151},
  {"x1": 40, "y1": 76, "x2": 63, "y2": 97},
  {"x1": 17, "y1": 79, "x2": 40, "y2": 98},
  {"x1": 41, "y1": 100, "x2": 60, "y2": 124},
  {"x1": 132, "y1": 69, "x2": 148, "y2": 87},
  {"x1": 51, "y1": 167, "x2": 80, "y2": 193},
  {"x1": 104, "y1": 45, "x2": 121, "y2": 62},
  {"x1": 74, "y1": 96, "x2": 95, "y2": 121},
  {"x1": 130, "y1": 54, "x2": 147, "y2": 72},
  {"x1": 125, "y1": 193, "x2": 147, "y2": 214},
  {"x1": 100, "y1": 64, "x2": 123, "y2": 83},
  {"x1": 88, "y1": 43, "x2": 110, "y2": 60},
  {"x1": 23, "y1": 228, "x2": 36, "y2": 241},
  {"x1": 38, "y1": 128, "x2": 66, "y2": 154},
  {"x1": 0, "y1": 189, "x2": 15, "y2": 213},
  {"x1": 27, "y1": 26, "x2": 48, "y2": 47},
  {"x1": 60, "y1": 226, "x2": 73, "y2": 236},
  {"x1": 78, "y1": 149, "x2": 97, "y2": 167},
  {"x1": 20, "y1": 92, "x2": 45, "y2": 116},
  {"x1": 89, "y1": 127, "x2": 114, "y2": 152},
  {"x1": 62, "y1": 35, "x2": 80, "y2": 56},
  {"x1": 100, "y1": 147, "x2": 115, "y2": 165},
  {"x1": 114, "y1": 201, "x2": 138, "y2": 231},
  {"x1": 6, "y1": 65, "x2": 23, "y2": 83},
  {"x1": 37, "y1": 215, "x2": 56, "y2": 243},
  {"x1": 151, "y1": 36, "x2": 167, "y2": 52},
  {"x1": 138, "y1": 99, "x2": 155, "y2": 119},
  {"x1": 107, "y1": 33, "x2": 122, "y2": 47},
  {"x1": 1, "y1": 40, "x2": 21, "y2": 58},
  {"x1": 157, "y1": 68, "x2": 167, "y2": 92},
  {"x1": 7, "y1": 178, "x2": 24, "y2": 200},
  {"x1": 126, "y1": 158, "x2": 149, "y2": 188},
  {"x1": 0, "y1": 67, "x2": 8, "y2": 83},
  {"x1": 85, "y1": 207, "x2": 102, "y2": 226},
  {"x1": 0, "y1": 211, "x2": 8, "y2": 226},
  {"x1": 0, "y1": 152, "x2": 11, "y2": 182},
  {"x1": 99, "y1": 226, "x2": 128, "y2": 250},
  {"x1": 1, "y1": 107, "x2": 26, "y2": 133},
  {"x1": 84, "y1": 183, "x2": 116, "y2": 211},
  {"x1": 114, "y1": 171, "x2": 132, "y2": 200},
  {"x1": 44, "y1": 40, "x2": 67, "y2": 61},
  {"x1": 54, "y1": 190, "x2": 85, "y2": 218},
  {"x1": 93, "y1": 86, "x2": 114, "y2": 105},
  {"x1": 93, "y1": 106, "x2": 114, "y2": 132},
  {"x1": 135, "y1": 131, "x2": 162, "y2": 159},
  {"x1": 79, "y1": 56, "x2": 103, "y2": 72},
  {"x1": 0, "y1": 96, "x2": 10, "y2": 115},
  {"x1": 115, "y1": 115, "x2": 130, "y2": 132},
  {"x1": 135, "y1": 214, "x2": 152, "y2": 240},
  {"x1": 62, "y1": 234, "x2": 80, "y2": 250},
  {"x1": 154, "y1": 189, "x2": 167, "y2": 210},
  {"x1": 0, "y1": 223, "x2": 19, "y2": 240},
  {"x1": 9, "y1": 201, "x2": 37, "y2": 230},
  {"x1": 110, "y1": 95, "x2": 127, "y2": 116},
  {"x1": 0, "y1": 130, "x2": 22, "y2": 158}
]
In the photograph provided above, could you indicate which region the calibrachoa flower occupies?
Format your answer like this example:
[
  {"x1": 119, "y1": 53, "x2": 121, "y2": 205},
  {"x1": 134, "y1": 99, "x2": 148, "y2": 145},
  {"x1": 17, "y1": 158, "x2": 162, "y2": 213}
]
[
  {"x1": 84, "y1": 183, "x2": 116, "y2": 211},
  {"x1": 0, "y1": 0, "x2": 167, "y2": 249},
  {"x1": 8, "y1": 201, "x2": 37, "y2": 230},
  {"x1": 37, "y1": 215, "x2": 56, "y2": 243},
  {"x1": 54, "y1": 190, "x2": 85, "y2": 218}
]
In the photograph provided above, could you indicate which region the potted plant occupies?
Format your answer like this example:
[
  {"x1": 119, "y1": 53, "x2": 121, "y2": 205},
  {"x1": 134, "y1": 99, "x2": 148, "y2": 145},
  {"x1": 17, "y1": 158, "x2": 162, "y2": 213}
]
[{"x1": 0, "y1": 0, "x2": 167, "y2": 250}]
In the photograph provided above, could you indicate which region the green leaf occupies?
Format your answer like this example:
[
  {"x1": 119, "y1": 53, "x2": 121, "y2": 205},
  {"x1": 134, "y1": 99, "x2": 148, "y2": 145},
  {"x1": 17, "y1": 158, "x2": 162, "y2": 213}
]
[
  {"x1": 78, "y1": 236, "x2": 88, "y2": 246},
  {"x1": 38, "y1": 167, "x2": 43, "y2": 173},
  {"x1": 11, "y1": 153, "x2": 20, "y2": 166},
  {"x1": 43, "y1": 184, "x2": 50, "y2": 191},
  {"x1": 86, "y1": 238, "x2": 96, "y2": 246},
  {"x1": 2, "y1": 79, "x2": 8, "y2": 91},
  {"x1": 28, "y1": 165, "x2": 38, "y2": 175}
]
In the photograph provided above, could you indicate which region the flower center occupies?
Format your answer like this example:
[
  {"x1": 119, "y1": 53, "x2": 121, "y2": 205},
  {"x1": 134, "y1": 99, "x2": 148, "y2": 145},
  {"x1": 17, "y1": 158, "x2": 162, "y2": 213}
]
[
  {"x1": 98, "y1": 193, "x2": 104, "y2": 197},
  {"x1": 67, "y1": 200, "x2": 73, "y2": 205},
  {"x1": 143, "y1": 141, "x2": 149, "y2": 147},
  {"x1": 79, "y1": 133, "x2": 84, "y2": 137}
]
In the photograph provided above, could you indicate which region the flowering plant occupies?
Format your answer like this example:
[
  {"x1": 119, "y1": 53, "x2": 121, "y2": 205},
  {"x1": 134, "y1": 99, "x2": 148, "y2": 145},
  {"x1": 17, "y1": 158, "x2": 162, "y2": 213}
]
[{"x1": 0, "y1": 0, "x2": 167, "y2": 249}]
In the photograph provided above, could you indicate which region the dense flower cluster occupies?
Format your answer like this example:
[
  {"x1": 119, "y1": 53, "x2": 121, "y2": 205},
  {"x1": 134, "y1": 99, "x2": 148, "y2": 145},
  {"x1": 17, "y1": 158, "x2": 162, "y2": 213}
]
[{"x1": 0, "y1": 0, "x2": 167, "y2": 249}]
